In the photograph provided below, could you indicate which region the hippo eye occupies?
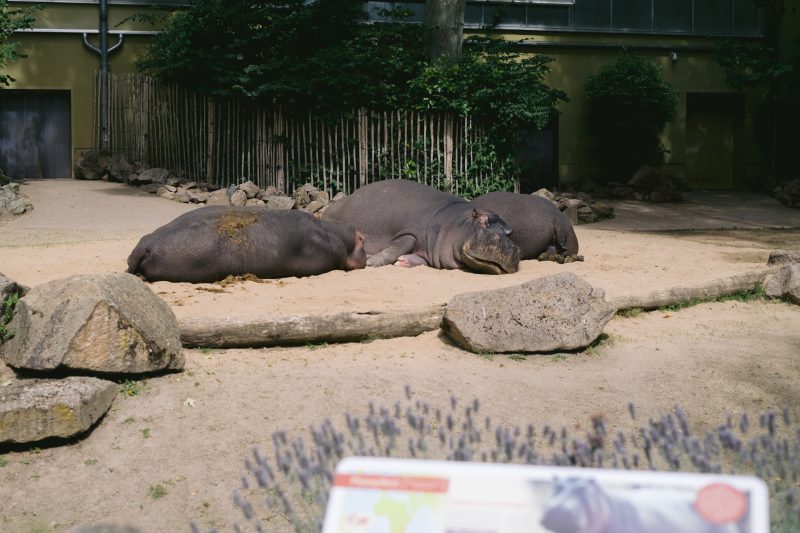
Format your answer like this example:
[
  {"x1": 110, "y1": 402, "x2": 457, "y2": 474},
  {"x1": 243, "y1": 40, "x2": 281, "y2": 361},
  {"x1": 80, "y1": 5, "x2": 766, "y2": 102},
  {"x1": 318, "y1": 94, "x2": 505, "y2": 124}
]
[{"x1": 505, "y1": 228, "x2": 512, "y2": 236}]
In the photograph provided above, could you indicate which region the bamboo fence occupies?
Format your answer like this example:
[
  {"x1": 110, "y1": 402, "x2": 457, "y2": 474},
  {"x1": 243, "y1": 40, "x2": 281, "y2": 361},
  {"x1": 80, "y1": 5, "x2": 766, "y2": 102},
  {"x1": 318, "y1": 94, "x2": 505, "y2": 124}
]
[{"x1": 100, "y1": 72, "x2": 493, "y2": 196}]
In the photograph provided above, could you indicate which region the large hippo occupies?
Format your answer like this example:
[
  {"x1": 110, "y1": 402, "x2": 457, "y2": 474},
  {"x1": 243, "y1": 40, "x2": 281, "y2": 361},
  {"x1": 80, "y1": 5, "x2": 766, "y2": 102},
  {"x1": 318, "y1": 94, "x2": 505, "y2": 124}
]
[
  {"x1": 471, "y1": 191, "x2": 582, "y2": 263},
  {"x1": 322, "y1": 179, "x2": 520, "y2": 274},
  {"x1": 127, "y1": 206, "x2": 366, "y2": 283}
]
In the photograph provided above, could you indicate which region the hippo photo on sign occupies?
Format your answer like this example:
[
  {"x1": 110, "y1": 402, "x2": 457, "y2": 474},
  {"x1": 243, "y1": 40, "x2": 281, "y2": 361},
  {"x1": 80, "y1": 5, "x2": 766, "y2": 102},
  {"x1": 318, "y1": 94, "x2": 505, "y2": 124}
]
[
  {"x1": 539, "y1": 478, "x2": 748, "y2": 533},
  {"x1": 471, "y1": 191, "x2": 582, "y2": 263},
  {"x1": 127, "y1": 206, "x2": 366, "y2": 283},
  {"x1": 322, "y1": 179, "x2": 520, "y2": 274}
]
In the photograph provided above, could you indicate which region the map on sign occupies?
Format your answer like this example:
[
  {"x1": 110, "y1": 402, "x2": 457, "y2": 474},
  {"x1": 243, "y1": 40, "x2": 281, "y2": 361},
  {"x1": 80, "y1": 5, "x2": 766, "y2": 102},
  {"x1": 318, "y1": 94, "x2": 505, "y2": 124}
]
[{"x1": 322, "y1": 457, "x2": 769, "y2": 533}]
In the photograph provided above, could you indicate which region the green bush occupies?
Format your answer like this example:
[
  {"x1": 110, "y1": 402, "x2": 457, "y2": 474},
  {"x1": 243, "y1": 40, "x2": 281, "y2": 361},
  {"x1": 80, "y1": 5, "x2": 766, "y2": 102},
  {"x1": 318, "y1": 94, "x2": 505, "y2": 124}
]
[{"x1": 584, "y1": 53, "x2": 678, "y2": 183}]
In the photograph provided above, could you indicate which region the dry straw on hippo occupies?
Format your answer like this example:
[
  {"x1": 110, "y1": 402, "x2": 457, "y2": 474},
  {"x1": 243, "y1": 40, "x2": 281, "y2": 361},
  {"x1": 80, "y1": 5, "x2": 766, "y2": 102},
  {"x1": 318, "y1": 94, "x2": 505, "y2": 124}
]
[{"x1": 127, "y1": 206, "x2": 366, "y2": 283}]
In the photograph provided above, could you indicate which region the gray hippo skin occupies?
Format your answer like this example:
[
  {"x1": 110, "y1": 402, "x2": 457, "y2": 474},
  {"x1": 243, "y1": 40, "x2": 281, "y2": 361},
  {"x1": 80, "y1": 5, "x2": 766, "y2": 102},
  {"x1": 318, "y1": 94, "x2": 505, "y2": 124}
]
[
  {"x1": 127, "y1": 206, "x2": 366, "y2": 283},
  {"x1": 540, "y1": 478, "x2": 742, "y2": 533},
  {"x1": 471, "y1": 191, "x2": 582, "y2": 263},
  {"x1": 323, "y1": 179, "x2": 520, "y2": 274}
]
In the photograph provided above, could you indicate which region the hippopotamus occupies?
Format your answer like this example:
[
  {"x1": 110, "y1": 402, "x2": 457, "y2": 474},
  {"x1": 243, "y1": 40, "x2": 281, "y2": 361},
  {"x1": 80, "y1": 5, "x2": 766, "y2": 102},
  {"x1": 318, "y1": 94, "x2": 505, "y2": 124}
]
[
  {"x1": 127, "y1": 206, "x2": 366, "y2": 283},
  {"x1": 540, "y1": 478, "x2": 743, "y2": 533},
  {"x1": 471, "y1": 191, "x2": 582, "y2": 263},
  {"x1": 322, "y1": 179, "x2": 520, "y2": 274}
]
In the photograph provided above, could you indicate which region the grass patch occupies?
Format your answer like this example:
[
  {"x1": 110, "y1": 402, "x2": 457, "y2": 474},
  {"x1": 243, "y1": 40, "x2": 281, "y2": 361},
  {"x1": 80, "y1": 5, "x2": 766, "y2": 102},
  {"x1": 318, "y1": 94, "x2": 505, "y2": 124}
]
[
  {"x1": 551, "y1": 354, "x2": 567, "y2": 362},
  {"x1": 658, "y1": 287, "x2": 766, "y2": 312},
  {"x1": 616, "y1": 307, "x2": 642, "y2": 318},
  {"x1": 508, "y1": 353, "x2": 527, "y2": 362},
  {"x1": 147, "y1": 484, "x2": 168, "y2": 500},
  {"x1": 199, "y1": 347, "x2": 216, "y2": 355},
  {"x1": 360, "y1": 335, "x2": 380, "y2": 344},
  {"x1": 141, "y1": 428, "x2": 151, "y2": 439},
  {"x1": 117, "y1": 380, "x2": 145, "y2": 397},
  {"x1": 0, "y1": 292, "x2": 20, "y2": 341},
  {"x1": 0, "y1": 455, "x2": 8, "y2": 467},
  {"x1": 585, "y1": 333, "x2": 611, "y2": 356},
  {"x1": 305, "y1": 341, "x2": 329, "y2": 350},
  {"x1": 476, "y1": 351, "x2": 494, "y2": 361}
]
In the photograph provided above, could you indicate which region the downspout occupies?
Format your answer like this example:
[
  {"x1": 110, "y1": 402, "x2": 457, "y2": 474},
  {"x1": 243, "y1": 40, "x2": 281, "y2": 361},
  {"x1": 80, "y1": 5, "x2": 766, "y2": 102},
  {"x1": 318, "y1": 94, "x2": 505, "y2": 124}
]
[{"x1": 82, "y1": 0, "x2": 124, "y2": 151}]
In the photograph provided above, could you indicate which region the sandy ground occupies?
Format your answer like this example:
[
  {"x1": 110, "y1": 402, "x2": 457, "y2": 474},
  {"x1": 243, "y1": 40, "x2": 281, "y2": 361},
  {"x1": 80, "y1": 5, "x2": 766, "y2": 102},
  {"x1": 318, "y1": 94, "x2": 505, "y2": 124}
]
[{"x1": 1, "y1": 180, "x2": 800, "y2": 532}]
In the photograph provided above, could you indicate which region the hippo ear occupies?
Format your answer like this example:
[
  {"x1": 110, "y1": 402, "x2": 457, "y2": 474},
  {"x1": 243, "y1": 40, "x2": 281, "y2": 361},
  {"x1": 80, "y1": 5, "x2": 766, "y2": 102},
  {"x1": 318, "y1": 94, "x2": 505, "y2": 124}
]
[{"x1": 472, "y1": 209, "x2": 489, "y2": 228}]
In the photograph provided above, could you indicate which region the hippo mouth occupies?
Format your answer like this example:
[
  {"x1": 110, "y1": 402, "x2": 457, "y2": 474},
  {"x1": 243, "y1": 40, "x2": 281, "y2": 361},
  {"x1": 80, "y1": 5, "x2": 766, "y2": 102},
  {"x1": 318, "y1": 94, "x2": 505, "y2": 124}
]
[{"x1": 460, "y1": 235, "x2": 520, "y2": 275}]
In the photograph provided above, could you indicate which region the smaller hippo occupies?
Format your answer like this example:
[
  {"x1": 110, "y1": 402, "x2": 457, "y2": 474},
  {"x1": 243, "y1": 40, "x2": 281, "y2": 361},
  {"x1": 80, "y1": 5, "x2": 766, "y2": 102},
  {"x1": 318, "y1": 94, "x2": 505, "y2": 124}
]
[
  {"x1": 540, "y1": 478, "x2": 744, "y2": 533},
  {"x1": 471, "y1": 191, "x2": 582, "y2": 263},
  {"x1": 127, "y1": 206, "x2": 366, "y2": 283}
]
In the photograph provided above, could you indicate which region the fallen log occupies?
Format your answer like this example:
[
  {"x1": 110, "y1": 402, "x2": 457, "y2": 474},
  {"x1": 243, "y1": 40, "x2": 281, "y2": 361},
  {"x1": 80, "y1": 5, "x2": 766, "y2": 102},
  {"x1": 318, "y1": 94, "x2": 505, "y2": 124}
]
[
  {"x1": 609, "y1": 266, "x2": 780, "y2": 311},
  {"x1": 179, "y1": 304, "x2": 445, "y2": 348}
]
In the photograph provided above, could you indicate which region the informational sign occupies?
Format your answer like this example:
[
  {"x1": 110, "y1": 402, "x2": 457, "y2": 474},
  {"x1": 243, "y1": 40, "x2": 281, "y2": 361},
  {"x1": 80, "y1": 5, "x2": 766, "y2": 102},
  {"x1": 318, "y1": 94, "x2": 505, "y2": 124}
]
[{"x1": 322, "y1": 457, "x2": 769, "y2": 533}]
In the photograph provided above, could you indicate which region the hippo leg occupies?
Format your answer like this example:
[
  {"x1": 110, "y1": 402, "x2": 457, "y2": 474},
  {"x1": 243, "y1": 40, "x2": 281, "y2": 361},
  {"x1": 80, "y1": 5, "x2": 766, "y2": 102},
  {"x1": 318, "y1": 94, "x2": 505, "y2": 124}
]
[
  {"x1": 563, "y1": 254, "x2": 584, "y2": 263},
  {"x1": 366, "y1": 235, "x2": 417, "y2": 267},
  {"x1": 537, "y1": 246, "x2": 567, "y2": 264},
  {"x1": 394, "y1": 254, "x2": 428, "y2": 268}
]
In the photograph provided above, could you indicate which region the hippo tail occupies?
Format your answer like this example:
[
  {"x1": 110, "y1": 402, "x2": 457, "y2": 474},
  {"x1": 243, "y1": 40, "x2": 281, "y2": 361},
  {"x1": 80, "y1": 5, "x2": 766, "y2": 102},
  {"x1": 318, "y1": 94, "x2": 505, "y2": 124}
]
[{"x1": 126, "y1": 243, "x2": 150, "y2": 276}]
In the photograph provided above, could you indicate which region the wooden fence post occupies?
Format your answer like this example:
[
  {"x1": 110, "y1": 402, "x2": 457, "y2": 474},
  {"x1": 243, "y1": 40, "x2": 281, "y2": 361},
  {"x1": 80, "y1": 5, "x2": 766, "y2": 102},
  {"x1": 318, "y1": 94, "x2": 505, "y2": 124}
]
[{"x1": 206, "y1": 98, "x2": 215, "y2": 181}]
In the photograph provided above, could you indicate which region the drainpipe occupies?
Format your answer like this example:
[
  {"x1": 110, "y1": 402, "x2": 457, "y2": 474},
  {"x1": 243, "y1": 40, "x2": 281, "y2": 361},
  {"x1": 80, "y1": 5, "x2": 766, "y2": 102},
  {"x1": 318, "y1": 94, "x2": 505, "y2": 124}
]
[{"x1": 82, "y1": 0, "x2": 124, "y2": 151}]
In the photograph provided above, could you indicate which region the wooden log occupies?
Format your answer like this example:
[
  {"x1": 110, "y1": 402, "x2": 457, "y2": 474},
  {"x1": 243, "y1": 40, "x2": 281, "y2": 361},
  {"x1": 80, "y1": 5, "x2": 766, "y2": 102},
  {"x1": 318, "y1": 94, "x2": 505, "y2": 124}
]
[
  {"x1": 179, "y1": 305, "x2": 446, "y2": 348},
  {"x1": 609, "y1": 267, "x2": 779, "y2": 311}
]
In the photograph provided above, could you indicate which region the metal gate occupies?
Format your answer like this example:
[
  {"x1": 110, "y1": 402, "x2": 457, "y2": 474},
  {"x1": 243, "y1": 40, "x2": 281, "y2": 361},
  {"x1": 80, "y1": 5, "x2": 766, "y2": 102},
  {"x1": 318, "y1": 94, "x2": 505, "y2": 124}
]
[{"x1": 0, "y1": 90, "x2": 72, "y2": 179}]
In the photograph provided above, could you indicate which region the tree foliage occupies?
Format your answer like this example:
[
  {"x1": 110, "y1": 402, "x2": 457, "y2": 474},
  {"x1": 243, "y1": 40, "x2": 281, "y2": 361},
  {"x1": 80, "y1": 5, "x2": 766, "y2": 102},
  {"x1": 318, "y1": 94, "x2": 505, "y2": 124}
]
[
  {"x1": 0, "y1": 1, "x2": 41, "y2": 86},
  {"x1": 584, "y1": 53, "x2": 678, "y2": 182},
  {"x1": 138, "y1": 0, "x2": 426, "y2": 114}
]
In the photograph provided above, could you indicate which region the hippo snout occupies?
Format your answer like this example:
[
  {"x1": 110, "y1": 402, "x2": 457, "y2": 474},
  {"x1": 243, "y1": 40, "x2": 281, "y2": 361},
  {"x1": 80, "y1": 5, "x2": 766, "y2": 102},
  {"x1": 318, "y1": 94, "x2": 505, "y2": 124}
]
[{"x1": 460, "y1": 232, "x2": 520, "y2": 275}]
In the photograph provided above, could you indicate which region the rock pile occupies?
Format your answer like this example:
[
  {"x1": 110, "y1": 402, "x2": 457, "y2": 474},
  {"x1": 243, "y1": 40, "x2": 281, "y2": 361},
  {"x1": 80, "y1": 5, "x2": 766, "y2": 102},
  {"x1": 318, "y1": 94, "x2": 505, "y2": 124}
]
[
  {"x1": 532, "y1": 188, "x2": 615, "y2": 225},
  {"x1": 0, "y1": 182, "x2": 33, "y2": 218},
  {"x1": 0, "y1": 273, "x2": 184, "y2": 445},
  {"x1": 771, "y1": 179, "x2": 800, "y2": 208}
]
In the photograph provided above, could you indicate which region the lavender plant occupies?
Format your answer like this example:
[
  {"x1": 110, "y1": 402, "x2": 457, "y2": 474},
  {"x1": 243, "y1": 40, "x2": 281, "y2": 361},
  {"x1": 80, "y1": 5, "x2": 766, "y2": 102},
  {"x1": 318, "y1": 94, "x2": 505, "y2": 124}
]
[{"x1": 195, "y1": 386, "x2": 800, "y2": 532}]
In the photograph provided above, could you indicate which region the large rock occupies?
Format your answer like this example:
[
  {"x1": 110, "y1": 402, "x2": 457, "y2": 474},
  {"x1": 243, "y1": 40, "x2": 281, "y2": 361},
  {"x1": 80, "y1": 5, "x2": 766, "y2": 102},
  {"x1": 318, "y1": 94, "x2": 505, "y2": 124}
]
[
  {"x1": 442, "y1": 272, "x2": 616, "y2": 353},
  {"x1": 206, "y1": 189, "x2": 232, "y2": 206},
  {"x1": 136, "y1": 168, "x2": 170, "y2": 185},
  {"x1": 107, "y1": 154, "x2": 133, "y2": 183},
  {"x1": 0, "y1": 273, "x2": 183, "y2": 373},
  {"x1": 768, "y1": 250, "x2": 800, "y2": 266},
  {"x1": 238, "y1": 181, "x2": 261, "y2": 199},
  {"x1": 764, "y1": 264, "x2": 800, "y2": 304},
  {"x1": 1, "y1": 183, "x2": 33, "y2": 217},
  {"x1": 265, "y1": 196, "x2": 295, "y2": 210},
  {"x1": 0, "y1": 376, "x2": 116, "y2": 444},
  {"x1": 74, "y1": 150, "x2": 110, "y2": 180}
]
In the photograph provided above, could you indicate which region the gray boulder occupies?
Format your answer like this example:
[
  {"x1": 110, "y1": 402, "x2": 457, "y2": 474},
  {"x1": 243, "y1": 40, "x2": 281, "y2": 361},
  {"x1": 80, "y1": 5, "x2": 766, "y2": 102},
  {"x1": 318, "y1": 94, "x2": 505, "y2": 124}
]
[
  {"x1": 442, "y1": 272, "x2": 616, "y2": 353},
  {"x1": 74, "y1": 150, "x2": 110, "y2": 180},
  {"x1": 768, "y1": 250, "x2": 800, "y2": 266},
  {"x1": 206, "y1": 189, "x2": 231, "y2": 206},
  {"x1": 764, "y1": 264, "x2": 800, "y2": 304},
  {"x1": 1, "y1": 183, "x2": 33, "y2": 217},
  {"x1": 0, "y1": 376, "x2": 117, "y2": 444},
  {"x1": 107, "y1": 154, "x2": 133, "y2": 182},
  {"x1": 238, "y1": 181, "x2": 261, "y2": 199},
  {"x1": 265, "y1": 196, "x2": 296, "y2": 210},
  {"x1": 0, "y1": 273, "x2": 183, "y2": 373},
  {"x1": 230, "y1": 189, "x2": 248, "y2": 206},
  {"x1": 137, "y1": 168, "x2": 170, "y2": 185}
]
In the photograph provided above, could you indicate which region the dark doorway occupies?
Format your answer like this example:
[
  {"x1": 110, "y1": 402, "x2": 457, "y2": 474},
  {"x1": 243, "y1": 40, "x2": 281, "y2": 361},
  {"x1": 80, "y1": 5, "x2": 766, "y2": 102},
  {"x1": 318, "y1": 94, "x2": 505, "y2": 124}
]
[
  {"x1": 518, "y1": 116, "x2": 558, "y2": 193},
  {"x1": 0, "y1": 90, "x2": 72, "y2": 179},
  {"x1": 685, "y1": 93, "x2": 745, "y2": 190}
]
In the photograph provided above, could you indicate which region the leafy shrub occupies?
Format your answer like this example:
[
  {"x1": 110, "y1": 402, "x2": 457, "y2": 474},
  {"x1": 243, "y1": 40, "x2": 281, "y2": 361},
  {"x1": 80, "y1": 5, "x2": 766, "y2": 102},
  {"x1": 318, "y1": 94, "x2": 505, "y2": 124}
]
[
  {"x1": 203, "y1": 388, "x2": 800, "y2": 532},
  {"x1": 0, "y1": 292, "x2": 19, "y2": 341},
  {"x1": 584, "y1": 54, "x2": 679, "y2": 183}
]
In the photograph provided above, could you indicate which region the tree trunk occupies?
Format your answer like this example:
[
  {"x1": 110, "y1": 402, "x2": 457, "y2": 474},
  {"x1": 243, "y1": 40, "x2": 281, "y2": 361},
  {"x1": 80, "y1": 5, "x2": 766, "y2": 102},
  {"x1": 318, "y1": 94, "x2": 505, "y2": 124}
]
[
  {"x1": 424, "y1": 0, "x2": 466, "y2": 62},
  {"x1": 179, "y1": 305, "x2": 445, "y2": 348}
]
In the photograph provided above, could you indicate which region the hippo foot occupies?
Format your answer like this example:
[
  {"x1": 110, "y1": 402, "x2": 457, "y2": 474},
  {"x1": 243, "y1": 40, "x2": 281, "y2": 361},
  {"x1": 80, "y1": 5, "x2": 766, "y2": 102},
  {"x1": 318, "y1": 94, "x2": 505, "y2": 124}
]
[
  {"x1": 564, "y1": 254, "x2": 584, "y2": 263},
  {"x1": 537, "y1": 251, "x2": 566, "y2": 264},
  {"x1": 394, "y1": 254, "x2": 428, "y2": 268}
]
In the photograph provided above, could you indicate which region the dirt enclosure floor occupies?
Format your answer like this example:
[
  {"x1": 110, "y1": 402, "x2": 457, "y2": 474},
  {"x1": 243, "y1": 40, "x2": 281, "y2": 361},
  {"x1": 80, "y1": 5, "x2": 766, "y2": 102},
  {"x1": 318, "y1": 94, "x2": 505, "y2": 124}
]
[{"x1": 1, "y1": 180, "x2": 800, "y2": 532}]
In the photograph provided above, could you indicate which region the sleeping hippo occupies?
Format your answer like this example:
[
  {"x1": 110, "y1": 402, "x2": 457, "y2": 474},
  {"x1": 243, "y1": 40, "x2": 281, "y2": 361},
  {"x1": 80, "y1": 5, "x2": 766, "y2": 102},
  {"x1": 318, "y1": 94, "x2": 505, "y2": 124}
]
[
  {"x1": 323, "y1": 179, "x2": 520, "y2": 274},
  {"x1": 540, "y1": 478, "x2": 743, "y2": 533},
  {"x1": 127, "y1": 206, "x2": 366, "y2": 283},
  {"x1": 471, "y1": 191, "x2": 582, "y2": 263}
]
